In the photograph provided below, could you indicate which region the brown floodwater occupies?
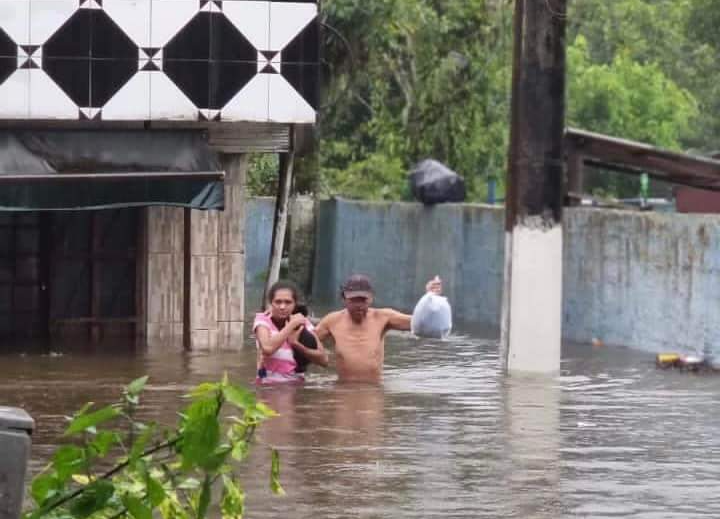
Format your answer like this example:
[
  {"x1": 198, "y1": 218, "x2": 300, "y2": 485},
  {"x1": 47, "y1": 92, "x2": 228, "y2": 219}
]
[{"x1": 2, "y1": 327, "x2": 720, "y2": 518}]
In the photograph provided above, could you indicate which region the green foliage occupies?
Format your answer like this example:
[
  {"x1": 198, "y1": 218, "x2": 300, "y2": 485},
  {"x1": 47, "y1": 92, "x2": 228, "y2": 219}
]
[
  {"x1": 316, "y1": 0, "x2": 720, "y2": 200},
  {"x1": 567, "y1": 0, "x2": 705, "y2": 149},
  {"x1": 566, "y1": 1, "x2": 701, "y2": 196},
  {"x1": 320, "y1": 0, "x2": 513, "y2": 201},
  {"x1": 24, "y1": 375, "x2": 282, "y2": 519},
  {"x1": 246, "y1": 154, "x2": 279, "y2": 197},
  {"x1": 568, "y1": 35, "x2": 697, "y2": 148}
]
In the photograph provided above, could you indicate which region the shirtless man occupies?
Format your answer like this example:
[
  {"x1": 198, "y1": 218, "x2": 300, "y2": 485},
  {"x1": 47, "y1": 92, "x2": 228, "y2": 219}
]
[{"x1": 315, "y1": 274, "x2": 442, "y2": 383}]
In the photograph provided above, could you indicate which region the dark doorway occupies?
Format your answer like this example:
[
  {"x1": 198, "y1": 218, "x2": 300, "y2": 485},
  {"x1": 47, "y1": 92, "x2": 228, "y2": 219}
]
[
  {"x1": 49, "y1": 209, "x2": 142, "y2": 341},
  {"x1": 0, "y1": 209, "x2": 143, "y2": 343},
  {"x1": 0, "y1": 213, "x2": 50, "y2": 339}
]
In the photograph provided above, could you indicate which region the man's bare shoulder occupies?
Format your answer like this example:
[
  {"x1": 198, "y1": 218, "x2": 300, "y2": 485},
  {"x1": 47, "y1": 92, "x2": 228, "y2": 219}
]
[
  {"x1": 318, "y1": 309, "x2": 346, "y2": 326},
  {"x1": 375, "y1": 307, "x2": 412, "y2": 331}
]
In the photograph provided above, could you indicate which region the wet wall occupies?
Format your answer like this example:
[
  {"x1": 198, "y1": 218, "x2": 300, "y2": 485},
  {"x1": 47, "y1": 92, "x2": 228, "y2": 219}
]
[
  {"x1": 302, "y1": 198, "x2": 720, "y2": 355},
  {"x1": 244, "y1": 197, "x2": 275, "y2": 288},
  {"x1": 311, "y1": 199, "x2": 505, "y2": 324},
  {"x1": 564, "y1": 208, "x2": 720, "y2": 355}
]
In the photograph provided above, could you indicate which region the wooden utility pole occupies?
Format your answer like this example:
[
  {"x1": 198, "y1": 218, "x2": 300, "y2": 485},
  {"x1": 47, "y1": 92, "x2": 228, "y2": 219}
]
[{"x1": 500, "y1": 0, "x2": 567, "y2": 374}]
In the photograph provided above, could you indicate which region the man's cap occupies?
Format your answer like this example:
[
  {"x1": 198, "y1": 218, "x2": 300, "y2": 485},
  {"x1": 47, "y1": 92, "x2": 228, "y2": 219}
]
[{"x1": 341, "y1": 274, "x2": 374, "y2": 298}]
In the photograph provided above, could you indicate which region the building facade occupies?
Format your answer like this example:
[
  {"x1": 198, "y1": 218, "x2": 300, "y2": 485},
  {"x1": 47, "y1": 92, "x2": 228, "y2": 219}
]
[{"x1": 0, "y1": 0, "x2": 320, "y2": 350}]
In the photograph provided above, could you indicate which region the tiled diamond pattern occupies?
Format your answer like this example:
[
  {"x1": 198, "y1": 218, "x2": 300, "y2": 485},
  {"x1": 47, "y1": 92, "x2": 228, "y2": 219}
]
[{"x1": 0, "y1": 0, "x2": 319, "y2": 122}]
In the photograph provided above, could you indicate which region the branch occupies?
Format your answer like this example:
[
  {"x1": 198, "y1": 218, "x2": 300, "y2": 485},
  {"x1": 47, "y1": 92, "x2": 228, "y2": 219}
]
[
  {"x1": 36, "y1": 437, "x2": 180, "y2": 515},
  {"x1": 320, "y1": 21, "x2": 374, "y2": 116}
]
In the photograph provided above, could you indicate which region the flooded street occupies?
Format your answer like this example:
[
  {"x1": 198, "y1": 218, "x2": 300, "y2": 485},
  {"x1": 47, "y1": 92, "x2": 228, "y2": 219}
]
[{"x1": 2, "y1": 328, "x2": 720, "y2": 518}]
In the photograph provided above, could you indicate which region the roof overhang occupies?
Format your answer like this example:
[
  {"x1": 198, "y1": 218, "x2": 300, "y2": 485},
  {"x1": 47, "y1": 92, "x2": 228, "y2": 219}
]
[
  {"x1": 565, "y1": 128, "x2": 720, "y2": 191},
  {"x1": 0, "y1": 130, "x2": 227, "y2": 211}
]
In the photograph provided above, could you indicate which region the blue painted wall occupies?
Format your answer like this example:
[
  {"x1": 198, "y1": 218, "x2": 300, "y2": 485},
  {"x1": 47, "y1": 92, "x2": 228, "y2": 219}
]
[
  {"x1": 563, "y1": 209, "x2": 720, "y2": 355},
  {"x1": 303, "y1": 199, "x2": 720, "y2": 355},
  {"x1": 311, "y1": 198, "x2": 505, "y2": 324},
  {"x1": 244, "y1": 197, "x2": 275, "y2": 288}
]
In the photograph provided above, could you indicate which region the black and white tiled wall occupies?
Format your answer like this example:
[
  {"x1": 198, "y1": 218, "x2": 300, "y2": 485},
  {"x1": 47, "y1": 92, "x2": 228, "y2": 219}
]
[{"x1": 0, "y1": 0, "x2": 319, "y2": 122}]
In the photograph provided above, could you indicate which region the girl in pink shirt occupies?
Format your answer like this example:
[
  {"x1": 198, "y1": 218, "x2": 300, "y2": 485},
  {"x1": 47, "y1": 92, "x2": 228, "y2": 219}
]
[{"x1": 254, "y1": 280, "x2": 328, "y2": 385}]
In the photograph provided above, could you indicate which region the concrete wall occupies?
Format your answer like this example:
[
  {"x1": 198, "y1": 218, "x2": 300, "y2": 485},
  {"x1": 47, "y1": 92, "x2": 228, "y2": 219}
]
[
  {"x1": 244, "y1": 197, "x2": 275, "y2": 288},
  {"x1": 563, "y1": 208, "x2": 720, "y2": 355},
  {"x1": 288, "y1": 196, "x2": 317, "y2": 296},
  {"x1": 312, "y1": 199, "x2": 505, "y2": 324},
  {"x1": 309, "y1": 199, "x2": 720, "y2": 356},
  {"x1": 244, "y1": 196, "x2": 317, "y2": 295},
  {"x1": 147, "y1": 195, "x2": 720, "y2": 355}
]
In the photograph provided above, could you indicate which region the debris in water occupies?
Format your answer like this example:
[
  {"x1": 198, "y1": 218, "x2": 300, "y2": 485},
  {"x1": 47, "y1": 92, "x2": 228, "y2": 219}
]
[{"x1": 656, "y1": 353, "x2": 707, "y2": 371}]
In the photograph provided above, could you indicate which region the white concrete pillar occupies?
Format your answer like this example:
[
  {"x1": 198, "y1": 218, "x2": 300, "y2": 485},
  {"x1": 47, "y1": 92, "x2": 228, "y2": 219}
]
[
  {"x1": 501, "y1": 0, "x2": 567, "y2": 374},
  {"x1": 502, "y1": 220, "x2": 563, "y2": 374}
]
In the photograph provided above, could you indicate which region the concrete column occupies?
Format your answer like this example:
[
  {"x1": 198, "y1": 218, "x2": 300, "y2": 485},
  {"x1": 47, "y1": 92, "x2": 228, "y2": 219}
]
[
  {"x1": 216, "y1": 154, "x2": 248, "y2": 349},
  {"x1": 146, "y1": 206, "x2": 185, "y2": 349},
  {"x1": 145, "y1": 155, "x2": 248, "y2": 352},
  {"x1": 190, "y1": 154, "x2": 248, "y2": 351},
  {"x1": 501, "y1": 0, "x2": 567, "y2": 374}
]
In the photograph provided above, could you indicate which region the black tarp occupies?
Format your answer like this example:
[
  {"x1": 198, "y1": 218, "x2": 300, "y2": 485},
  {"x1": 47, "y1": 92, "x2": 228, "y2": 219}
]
[
  {"x1": 0, "y1": 130, "x2": 224, "y2": 211},
  {"x1": 409, "y1": 159, "x2": 466, "y2": 204}
]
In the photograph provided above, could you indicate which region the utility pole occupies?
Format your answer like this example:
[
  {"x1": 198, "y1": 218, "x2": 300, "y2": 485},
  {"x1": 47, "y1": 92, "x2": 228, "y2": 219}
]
[{"x1": 500, "y1": 0, "x2": 567, "y2": 374}]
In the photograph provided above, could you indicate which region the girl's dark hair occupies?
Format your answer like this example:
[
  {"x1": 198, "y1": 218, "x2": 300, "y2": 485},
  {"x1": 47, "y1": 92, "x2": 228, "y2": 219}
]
[{"x1": 267, "y1": 279, "x2": 301, "y2": 305}]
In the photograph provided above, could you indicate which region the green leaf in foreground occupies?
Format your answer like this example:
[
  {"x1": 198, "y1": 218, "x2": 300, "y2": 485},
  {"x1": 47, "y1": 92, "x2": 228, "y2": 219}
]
[
  {"x1": 270, "y1": 449, "x2": 285, "y2": 496},
  {"x1": 221, "y1": 476, "x2": 245, "y2": 519},
  {"x1": 197, "y1": 476, "x2": 212, "y2": 519},
  {"x1": 181, "y1": 398, "x2": 221, "y2": 469},
  {"x1": 69, "y1": 480, "x2": 115, "y2": 518},
  {"x1": 89, "y1": 430, "x2": 118, "y2": 458},
  {"x1": 126, "y1": 376, "x2": 149, "y2": 397},
  {"x1": 122, "y1": 494, "x2": 152, "y2": 519},
  {"x1": 52, "y1": 445, "x2": 85, "y2": 482},
  {"x1": 146, "y1": 475, "x2": 166, "y2": 507},
  {"x1": 30, "y1": 474, "x2": 61, "y2": 506},
  {"x1": 64, "y1": 405, "x2": 120, "y2": 436},
  {"x1": 222, "y1": 384, "x2": 255, "y2": 409},
  {"x1": 129, "y1": 423, "x2": 157, "y2": 466}
]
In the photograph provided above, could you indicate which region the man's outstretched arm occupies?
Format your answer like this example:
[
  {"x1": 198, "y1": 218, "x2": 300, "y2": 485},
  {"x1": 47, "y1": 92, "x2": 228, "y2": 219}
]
[
  {"x1": 384, "y1": 309, "x2": 412, "y2": 331},
  {"x1": 384, "y1": 276, "x2": 443, "y2": 331}
]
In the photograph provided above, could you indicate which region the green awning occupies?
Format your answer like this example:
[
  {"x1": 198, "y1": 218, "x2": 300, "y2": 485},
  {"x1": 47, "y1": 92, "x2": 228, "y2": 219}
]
[{"x1": 0, "y1": 130, "x2": 226, "y2": 211}]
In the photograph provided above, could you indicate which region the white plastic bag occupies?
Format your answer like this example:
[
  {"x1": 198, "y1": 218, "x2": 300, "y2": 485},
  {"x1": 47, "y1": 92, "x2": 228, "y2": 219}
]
[{"x1": 411, "y1": 292, "x2": 452, "y2": 339}]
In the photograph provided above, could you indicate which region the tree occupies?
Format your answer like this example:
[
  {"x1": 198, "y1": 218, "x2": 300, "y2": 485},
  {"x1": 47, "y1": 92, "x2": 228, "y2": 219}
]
[
  {"x1": 316, "y1": 0, "x2": 717, "y2": 201},
  {"x1": 567, "y1": 35, "x2": 698, "y2": 197},
  {"x1": 319, "y1": 0, "x2": 513, "y2": 201}
]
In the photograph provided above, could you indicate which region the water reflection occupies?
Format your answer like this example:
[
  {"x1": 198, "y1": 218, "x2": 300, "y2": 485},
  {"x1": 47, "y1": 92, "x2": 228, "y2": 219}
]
[
  {"x1": 3, "y1": 332, "x2": 720, "y2": 517},
  {"x1": 504, "y1": 375, "x2": 561, "y2": 518}
]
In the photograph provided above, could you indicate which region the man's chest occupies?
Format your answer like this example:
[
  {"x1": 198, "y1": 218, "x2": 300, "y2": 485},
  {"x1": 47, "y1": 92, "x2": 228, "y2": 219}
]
[{"x1": 332, "y1": 323, "x2": 385, "y2": 355}]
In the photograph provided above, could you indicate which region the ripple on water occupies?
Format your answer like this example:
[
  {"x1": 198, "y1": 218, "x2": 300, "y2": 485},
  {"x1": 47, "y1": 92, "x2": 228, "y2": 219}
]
[{"x1": 3, "y1": 329, "x2": 720, "y2": 518}]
